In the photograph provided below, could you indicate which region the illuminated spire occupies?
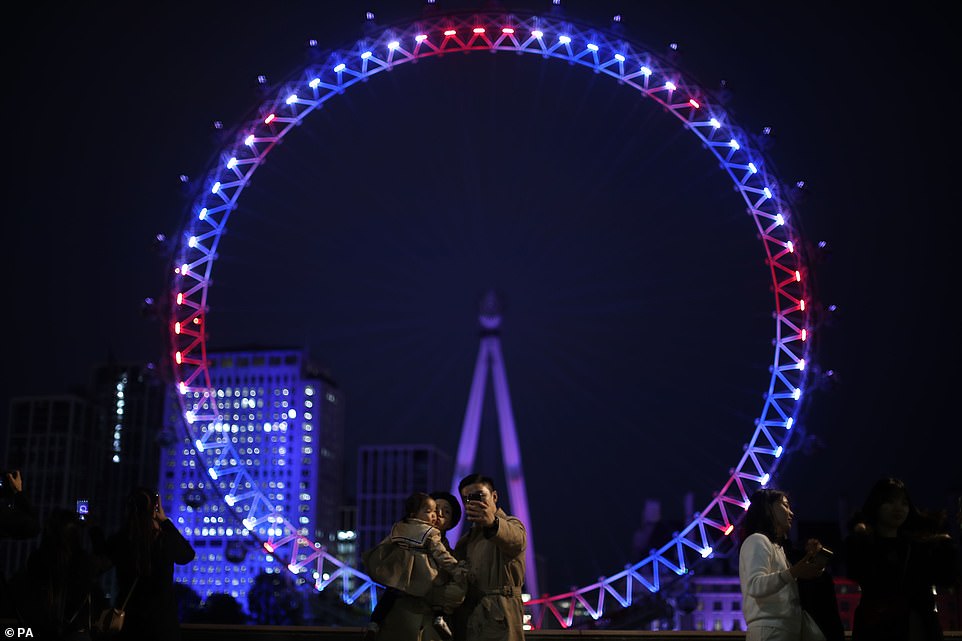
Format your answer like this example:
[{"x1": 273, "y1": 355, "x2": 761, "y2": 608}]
[{"x1": 448, "y1": 290, "x2": 540, "y2": 600}]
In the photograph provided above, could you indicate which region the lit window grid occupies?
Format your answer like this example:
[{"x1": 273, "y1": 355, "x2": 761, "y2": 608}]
[{"x1": 164, "y1": 354, "x2": 334, "y2": 611}]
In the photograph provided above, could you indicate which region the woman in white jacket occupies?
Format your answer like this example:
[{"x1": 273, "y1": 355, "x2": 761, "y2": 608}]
[{"x1": 738, "y1": 489, "x2": 828, "y2": 640}]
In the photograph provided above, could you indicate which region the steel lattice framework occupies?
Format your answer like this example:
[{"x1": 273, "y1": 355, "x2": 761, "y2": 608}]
[{"x1": 166, "y1": 8, "x2": 815, "y2": 629}]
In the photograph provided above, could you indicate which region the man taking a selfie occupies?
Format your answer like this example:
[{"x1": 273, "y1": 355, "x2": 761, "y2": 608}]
[{"x1": 454, "y1": 473, "x2": 527, "y2": 640}]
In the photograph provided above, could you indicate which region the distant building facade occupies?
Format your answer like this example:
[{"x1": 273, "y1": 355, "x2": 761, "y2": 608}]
[
  {"x1": 333, "y1": 504, "x2": 359, "y2": 571},
  {"x1": 2, "y1": 395, "x2": 96, "y2": 573},
  {"x1": 87, "y1": 362, "x2": 168, "y2": 537},
  {"x1": 1, "y1": 362, "x2": 170, "y2": 588},
  {"x1": 356, "y1": 444, "x2": 452, "y2": 555},
  {"x1": 671, "y1": 575, "x2": 863, "y2": 632},
  {"x1": 159, "y1": 347, "x2": 344, "y2": 612}
]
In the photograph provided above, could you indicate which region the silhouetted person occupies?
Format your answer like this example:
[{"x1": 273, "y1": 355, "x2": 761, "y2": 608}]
[
  {"x1": 0, "y1": 470, "x2": 40, "y2": 540},
  {"x1": 190, "y1": 593, "x2": 247, "y2": 623},
  {"x1": 6, "y1": 508, "x2": 108, "y2": 639},
  {"x1": 248, "y1": 571, "x2": 303, "y2": 625},
  {"x1": 0, "y1": 469, "x2": 41, "y2": 625},
  {"x1": 104, "y1": 487, "x2": 195, "y2": 641},
  {"x1": 845, "y1": 477, "x2": 960, "y2": 641}
]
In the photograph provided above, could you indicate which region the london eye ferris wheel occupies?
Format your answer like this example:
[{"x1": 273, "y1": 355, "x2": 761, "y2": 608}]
[{"x1": 164, "y1": 4, "x2": 818, "y2": 629}]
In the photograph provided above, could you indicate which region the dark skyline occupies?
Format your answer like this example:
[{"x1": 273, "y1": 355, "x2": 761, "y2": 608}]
[{"x1": 4, "y1": 1, "x2": 959, "y2": 594}]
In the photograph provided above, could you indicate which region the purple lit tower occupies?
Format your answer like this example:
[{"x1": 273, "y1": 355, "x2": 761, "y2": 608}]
[{"x1": 447, "y1": 291, "x2": 540, "y2": 600}]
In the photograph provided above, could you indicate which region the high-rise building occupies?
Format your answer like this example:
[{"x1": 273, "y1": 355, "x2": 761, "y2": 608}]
[
  {"x1": 87, "y1": 361, "x2": 168, "y2": 538},
  {"x1": 159, "y1": 347, "x2": 344, "y2": 612},
  {"x1": 2, "y1": 395, "x2": 97, "y2": 573},
  {"x1": 355, "y1": 444, "x2": 451, "y2": 556}
]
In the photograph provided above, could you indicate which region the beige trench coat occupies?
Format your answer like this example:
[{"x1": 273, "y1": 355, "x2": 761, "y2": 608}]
[
  {"x1": 363, "y1": 518, "x2": 463, "y2": 597},
  {"x1": 372, "y1": 532, "x2": 466, "y2": 641},
  {"x1": 454, "y1": 508, "x2": 527, "y2": 641}
]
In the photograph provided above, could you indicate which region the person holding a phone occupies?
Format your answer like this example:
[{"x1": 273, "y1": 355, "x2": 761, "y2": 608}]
[
  {"x1": 453, "y1": 473, "x2": 527, "y2": 641},
  {"x1": 787, "y1": 538, "x2": 845, "y2": 641},
  {"x1": 5, "y1": 506, "x2": 109, "y2": 639},
  {"x1": 737, "y1": 488, "x2": 829, "y2": 640},
  {"x1": 103, "y1": 486, "x2": 195, "y2": 641}
]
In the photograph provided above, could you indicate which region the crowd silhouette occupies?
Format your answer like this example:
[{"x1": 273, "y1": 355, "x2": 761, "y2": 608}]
[
  {"x1": 2, "y1": 467, "x2": 961, "y2": 640},
  {"x1": 0, "y1": 474, "x2": 195, "y2": 640}
]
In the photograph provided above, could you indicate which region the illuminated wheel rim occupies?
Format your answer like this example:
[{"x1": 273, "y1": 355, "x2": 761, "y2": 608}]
[{"x1": 167, "y1": 9, "x2": 815, "y2": 628}]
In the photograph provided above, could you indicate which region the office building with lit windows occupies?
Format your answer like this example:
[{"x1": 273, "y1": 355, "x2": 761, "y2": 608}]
[
  {"x1": 159, "y1": 347, "x2": 344, "y2": 612},
  {"x1": 332, "y1": 505, "x2": 359, "y2": 572},
  {"x1": 88, "y1": 362, "x2": 169, "y2": 535},
  {"x1": 356, "y1": 444, "x2": 451, "y2": 555}
]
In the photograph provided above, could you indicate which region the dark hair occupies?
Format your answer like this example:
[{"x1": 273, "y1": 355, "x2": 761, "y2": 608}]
[
  {"x1": 126, "y1": 487, "x2": 158, "y2": 518},
  {"x1": 855, "y1": 477, "x2": 946, "y2": 537},
  {"x1": 122, "y1": 486, "x2": 160, "y2": 576},
  {"x1": 37, "y1": 508, "x2": 86, "y2": 563},
  {"x1": 26, "y1": 509, "x2": 93, "y2": 630},
  {"x1": 859, "y1": 478, "x2": 911, "y2": 526},
  {"x1": 403, "y1": 492, "x2": 433, "y2": 520},
  {"x1": 741, "y1": 488, "x2": 789, "y2": 544},
  {"x1": 430, "y1": 491, "x2": 462, "y2": 528},
  {"x1": 458, "y1": 473, "x2": 497, "y2": 494}
]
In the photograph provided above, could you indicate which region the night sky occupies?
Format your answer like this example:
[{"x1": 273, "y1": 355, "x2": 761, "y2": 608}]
[{"x1": 4, "y1": 1, "x2": 959, "y2": 594}]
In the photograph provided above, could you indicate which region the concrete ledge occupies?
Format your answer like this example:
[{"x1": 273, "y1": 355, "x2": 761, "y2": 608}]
[
  {"x1": 181, "y1": 625, "x2": 962, "y2": 640},
  {"x1": 180, "y1": 628, "x2": 744, "y2": 640}
]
